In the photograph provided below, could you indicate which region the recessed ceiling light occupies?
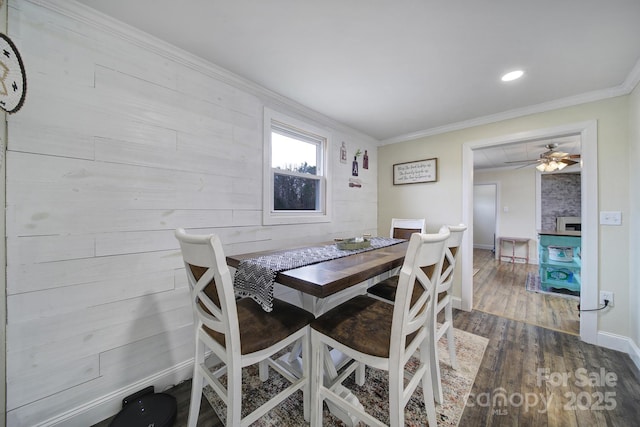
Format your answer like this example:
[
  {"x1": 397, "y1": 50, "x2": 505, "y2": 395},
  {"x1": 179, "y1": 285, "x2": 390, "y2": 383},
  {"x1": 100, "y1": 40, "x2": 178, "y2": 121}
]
[{"x1": 501, "y1": 70, "x2": 524, "y2": 82}]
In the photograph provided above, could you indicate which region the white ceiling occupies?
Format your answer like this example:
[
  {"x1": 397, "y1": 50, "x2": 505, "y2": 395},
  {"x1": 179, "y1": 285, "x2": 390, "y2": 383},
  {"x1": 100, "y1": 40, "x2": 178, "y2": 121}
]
[{"x1": 73, "y1": 0, "x2": 639, "y2": 166}]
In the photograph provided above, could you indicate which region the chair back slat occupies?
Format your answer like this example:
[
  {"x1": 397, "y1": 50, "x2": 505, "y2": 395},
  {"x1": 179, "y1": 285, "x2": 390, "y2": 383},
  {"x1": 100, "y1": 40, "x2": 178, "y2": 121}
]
[
  {"x1": 390, "y1": 218, "x2": 426, "y2": 239},
  {"x1": 184, "y1": 265, "x2": 224, "y2": 330},
  {"x1": 187, "y1": 264, "x2": 221, "y2": 308},
  {"x1": 406, "y1": 264, "x2": 435, "y2": 323}
]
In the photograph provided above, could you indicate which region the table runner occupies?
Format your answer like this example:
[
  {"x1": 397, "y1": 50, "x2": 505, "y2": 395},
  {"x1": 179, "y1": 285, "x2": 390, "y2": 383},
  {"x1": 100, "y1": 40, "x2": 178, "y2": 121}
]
[{"x1": 233, "y1": 237, "x2": 405, "y2": 311}]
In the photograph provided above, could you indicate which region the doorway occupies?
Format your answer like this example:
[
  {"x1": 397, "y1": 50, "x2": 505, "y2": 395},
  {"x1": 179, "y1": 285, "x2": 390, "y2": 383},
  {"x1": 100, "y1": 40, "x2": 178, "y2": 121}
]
[
  {"x1": 460, "y1": 121, "x2": 599, "y2": 344},
  {"x1": 473, "y1": 183, "x2": 497, "y2": 252}
]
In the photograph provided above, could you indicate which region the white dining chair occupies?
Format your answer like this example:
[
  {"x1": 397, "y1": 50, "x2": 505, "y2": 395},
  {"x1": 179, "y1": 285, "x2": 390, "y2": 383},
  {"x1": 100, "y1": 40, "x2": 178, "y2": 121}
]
[
  {"x1": 368, "y1": 224, "x2": 467, "y2": 404},
  {"x1": 175, "y1": 228, "x2": 315, "y2": 427},
  {"x1": 385, "y1": 217, "x2": 426, "y2": 279},
  {"x1": 310, "y1": 230, "x2": 449, "y2": 427},
  {"x1": 389, "y1": 217, "x2": 426, "y2": 239}
]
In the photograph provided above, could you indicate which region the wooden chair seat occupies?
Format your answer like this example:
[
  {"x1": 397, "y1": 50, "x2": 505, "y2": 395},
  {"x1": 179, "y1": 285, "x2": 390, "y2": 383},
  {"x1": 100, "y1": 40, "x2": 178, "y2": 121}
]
[
  {"x1": 311, "y1": 295, "x2": 421, "y2": 359},
  {"x1": 204, "y1": 297, "x2": 315, "y2": 355}
]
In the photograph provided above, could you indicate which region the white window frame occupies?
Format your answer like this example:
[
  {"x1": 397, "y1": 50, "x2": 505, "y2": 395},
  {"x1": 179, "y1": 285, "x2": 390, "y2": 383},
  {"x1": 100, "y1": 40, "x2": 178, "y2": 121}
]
[{"x1": 263, "y1": 108, "x2": 331, "y2": 225}]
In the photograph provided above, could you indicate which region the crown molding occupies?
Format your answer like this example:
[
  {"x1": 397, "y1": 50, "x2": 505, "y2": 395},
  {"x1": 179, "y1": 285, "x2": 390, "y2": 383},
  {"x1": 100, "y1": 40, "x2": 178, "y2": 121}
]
[
  {"x1": 22, "y1": 0, "x2": 377, "y2": 143},
  {"x1": 621, "y1": 57, "x2": 640, "y2": 93},
  {"x1": 381, "y1": 82, "x2": 632, "y2": 146}
]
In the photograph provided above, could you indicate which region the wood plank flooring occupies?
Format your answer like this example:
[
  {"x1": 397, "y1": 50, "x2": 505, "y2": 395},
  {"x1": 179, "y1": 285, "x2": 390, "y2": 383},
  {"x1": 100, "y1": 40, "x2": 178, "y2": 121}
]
[
  {"x1": 456, "y1": 310, "x2": 640, "y2": 426},
  {"x1": 473, "y1": 248, "x2": 580, "y2": 335},
  {"x1": 93, "y1": 311, "x2": 640, "y2": 427},
  {"x1": 92, "y1": 250, "x2": 639, "y2": 426}
]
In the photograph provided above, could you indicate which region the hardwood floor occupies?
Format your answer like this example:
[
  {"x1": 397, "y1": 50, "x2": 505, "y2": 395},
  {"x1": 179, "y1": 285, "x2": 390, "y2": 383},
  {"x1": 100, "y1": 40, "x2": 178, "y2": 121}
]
[
  {"x1": 93, "y1": 311, "x2": 640, "y2": 427},
  {"x1": 456, "y1": 310, "x2": 640, "y2": 426},
  {"x1": 473, "y1": 248, "x2": 580, "y2": 335},
  {"x1": 93, "y1": 251, "x2": 639, "y2": 426}
]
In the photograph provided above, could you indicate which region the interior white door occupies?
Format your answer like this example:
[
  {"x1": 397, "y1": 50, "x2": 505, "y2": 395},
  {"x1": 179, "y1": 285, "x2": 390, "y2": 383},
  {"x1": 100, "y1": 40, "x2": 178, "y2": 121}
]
[{"x1": 473, "y1": 184, "x2": 497, "y2": 251}]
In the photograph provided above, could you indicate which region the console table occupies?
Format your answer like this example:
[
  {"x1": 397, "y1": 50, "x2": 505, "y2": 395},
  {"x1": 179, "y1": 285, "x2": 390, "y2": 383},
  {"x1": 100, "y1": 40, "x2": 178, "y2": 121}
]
[{"x1": 498, "y1": 237, "x2": 530, "y2": 264}]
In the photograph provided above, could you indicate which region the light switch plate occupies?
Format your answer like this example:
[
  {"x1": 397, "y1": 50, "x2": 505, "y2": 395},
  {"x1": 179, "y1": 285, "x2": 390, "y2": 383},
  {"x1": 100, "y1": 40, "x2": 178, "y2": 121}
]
[{"x1": 600, "y1": 211, "x2": 622, "y2": 225}]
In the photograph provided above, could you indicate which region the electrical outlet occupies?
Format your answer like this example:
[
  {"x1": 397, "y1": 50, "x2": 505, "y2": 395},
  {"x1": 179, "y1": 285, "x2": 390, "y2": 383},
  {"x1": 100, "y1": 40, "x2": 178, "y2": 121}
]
[{"x1": 599, "y1": 291, "x2": 614, "y2": 307}]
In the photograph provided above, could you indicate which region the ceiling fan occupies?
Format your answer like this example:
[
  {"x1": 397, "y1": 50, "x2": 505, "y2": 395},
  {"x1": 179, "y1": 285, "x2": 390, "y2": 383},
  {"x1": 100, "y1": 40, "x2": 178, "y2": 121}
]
[{"x1": 506, "y1": 143, "x2": 581, "y2": 172}]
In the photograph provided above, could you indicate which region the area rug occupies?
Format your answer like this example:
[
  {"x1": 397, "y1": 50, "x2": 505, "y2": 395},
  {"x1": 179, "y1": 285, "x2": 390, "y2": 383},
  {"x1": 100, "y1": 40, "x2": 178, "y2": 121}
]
[
  {"x1": 203, "y1": 328, "x2": 488, "y2": 426},
  {"x1": 525, "y1": 272, "x2": 580, "y2": 300}
]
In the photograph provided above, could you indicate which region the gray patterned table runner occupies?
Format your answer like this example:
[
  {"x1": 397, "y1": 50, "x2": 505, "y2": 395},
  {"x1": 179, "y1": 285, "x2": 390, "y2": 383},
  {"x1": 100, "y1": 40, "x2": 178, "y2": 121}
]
[{"x1": 233, "y1": 237, "x2": 405, "y2": 311}]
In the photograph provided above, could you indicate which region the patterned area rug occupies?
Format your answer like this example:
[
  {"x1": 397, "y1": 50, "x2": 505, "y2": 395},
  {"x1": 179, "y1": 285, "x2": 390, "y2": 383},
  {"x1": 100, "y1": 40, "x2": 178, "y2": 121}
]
[
  {"x1": 525, "y1": 272, "x2": 580, "y2": 300},
  {"x1": 203, "y1": 328, "x2": 488, "y2": 426}
]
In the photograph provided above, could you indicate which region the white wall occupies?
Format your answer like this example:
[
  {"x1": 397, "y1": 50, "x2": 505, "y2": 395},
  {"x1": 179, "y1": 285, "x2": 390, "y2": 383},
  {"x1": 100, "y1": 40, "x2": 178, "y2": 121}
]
[
  {"x1": 629, "y1": 82, "x2": 640, "y2": 365},
  {"x1": 378, "y1": 96, "x2": 631, "y2": 339},
  {"x1": 5, "y1": 1, "x2": 379, "y2": 425},
  {"x1": 1, "y1": 1, "x2": 8, "y2": 423}
]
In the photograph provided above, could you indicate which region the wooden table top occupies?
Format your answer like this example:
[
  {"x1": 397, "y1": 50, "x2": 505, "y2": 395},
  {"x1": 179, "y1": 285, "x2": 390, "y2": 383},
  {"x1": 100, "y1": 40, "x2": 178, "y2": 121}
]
[{"x1": 226, "y1": 241, "x2": 408, "y2": 298}]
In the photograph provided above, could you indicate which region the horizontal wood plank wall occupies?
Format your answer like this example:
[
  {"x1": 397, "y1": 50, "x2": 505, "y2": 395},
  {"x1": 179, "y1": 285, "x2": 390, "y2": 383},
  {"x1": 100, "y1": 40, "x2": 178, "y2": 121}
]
[
  {"x1": 5, "y1": 1, "x2": 379, "y2": 425},
  {"x1": 1, "y1": 1, "x2": 7, "y2": 424}
]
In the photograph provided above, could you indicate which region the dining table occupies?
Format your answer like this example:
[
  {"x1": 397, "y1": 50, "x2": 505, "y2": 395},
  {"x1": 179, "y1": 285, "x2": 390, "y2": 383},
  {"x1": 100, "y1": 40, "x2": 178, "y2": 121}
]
[
  {"x1": 226, "y1": 237, "x2": 409, "y2": 425},
  {"x1": 226, "y1": 238, "x2": 408, "y2": 315}
]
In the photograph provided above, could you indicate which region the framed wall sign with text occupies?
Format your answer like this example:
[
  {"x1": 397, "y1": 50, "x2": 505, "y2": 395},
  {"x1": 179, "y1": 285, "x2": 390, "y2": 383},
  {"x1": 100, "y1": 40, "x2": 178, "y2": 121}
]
[{"x1": 393, "y1": 158, "x2": 438, "y2": 185}]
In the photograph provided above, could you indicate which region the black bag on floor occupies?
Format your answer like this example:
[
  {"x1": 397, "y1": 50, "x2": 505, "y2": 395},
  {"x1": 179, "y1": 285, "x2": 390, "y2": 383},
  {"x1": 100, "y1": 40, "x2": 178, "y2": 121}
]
[{"x1": 109, "y1": 386, "x2": 177, "y2": 427}]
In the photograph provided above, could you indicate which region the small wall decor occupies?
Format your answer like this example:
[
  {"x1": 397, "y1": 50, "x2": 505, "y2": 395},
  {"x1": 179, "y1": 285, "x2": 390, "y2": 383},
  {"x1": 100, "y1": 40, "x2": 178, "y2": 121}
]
[
  {"x1": 363, "y1": 150, "x2": 369, "y2": 169},
  {"x1": 352, "y1": 149, "x2": 362, "y2": 177},
  {"x1": 393, "y1": 158, "x2": 438, "y2": 185},
  {"x1": 348, "y1": 178, "x2": 362, "y2": 188},
  {"x1": 340, "y1": 141, "x2": 347, "y2": 164},
  {"x1": 0, "y1": 33, "x2": 27, "y2": 114}
]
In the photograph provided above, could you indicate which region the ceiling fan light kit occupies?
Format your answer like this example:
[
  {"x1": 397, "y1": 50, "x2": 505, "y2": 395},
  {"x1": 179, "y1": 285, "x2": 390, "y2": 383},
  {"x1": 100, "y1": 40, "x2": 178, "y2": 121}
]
[
  {"x1": 506, "y1": 142, "x2": 580, "y2": 172},
  {"x1": 536, "y1": 160, "x2": 568, "y2": 172}
]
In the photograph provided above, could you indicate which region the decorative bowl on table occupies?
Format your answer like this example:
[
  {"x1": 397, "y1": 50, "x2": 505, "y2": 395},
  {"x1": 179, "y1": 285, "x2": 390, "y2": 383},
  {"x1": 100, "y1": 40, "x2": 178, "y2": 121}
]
[{"x1": 335, "y1": 237, "x2": 371, "y2": 250}]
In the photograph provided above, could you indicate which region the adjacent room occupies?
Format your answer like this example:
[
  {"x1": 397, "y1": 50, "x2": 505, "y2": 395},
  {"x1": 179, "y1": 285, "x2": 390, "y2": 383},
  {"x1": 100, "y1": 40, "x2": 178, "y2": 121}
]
[
  {"x1": 472, "y1": 137, "x2": 583, "y2": 335},
  {"x1": 1, "y1": 1, "x2": 640, "y2": 426}
]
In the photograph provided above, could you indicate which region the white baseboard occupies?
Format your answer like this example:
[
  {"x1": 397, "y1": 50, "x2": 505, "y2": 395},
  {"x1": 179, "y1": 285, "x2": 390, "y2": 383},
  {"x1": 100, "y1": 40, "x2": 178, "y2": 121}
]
[
  {"x1": 626, "y1": 336, "x2": 640, "y2": 373},
  {"x1": 597, "y1": 331, "x2": 640, "y2": 374},
  {"x1": 452, "y1": 296, "x2": 464, "y2": 311},
  {"x1": 36, "y1": 360, "x2": 195, "y2": 427},
  {"x1": 473, "y1": 244, "x2": 494, "y2": 250},
  {"x1": 596, "y1": 331, "x2": 630, "y2": 353}
]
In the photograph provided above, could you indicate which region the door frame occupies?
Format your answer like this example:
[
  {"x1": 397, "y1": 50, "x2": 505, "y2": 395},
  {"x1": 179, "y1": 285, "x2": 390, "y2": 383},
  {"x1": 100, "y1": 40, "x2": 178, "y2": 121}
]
[{"x1": 461, "y1": 120, "x2": 598, "y2": 344}]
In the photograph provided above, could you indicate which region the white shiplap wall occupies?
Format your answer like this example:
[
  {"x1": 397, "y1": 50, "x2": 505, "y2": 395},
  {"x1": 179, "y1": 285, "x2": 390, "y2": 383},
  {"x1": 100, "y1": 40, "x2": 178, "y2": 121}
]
[
  {"x1": 5, "y1": 1, "x2": 379, "y2": 425},
  {"x1": 1, "y1": 1, "x2": 8, "y2": 423}
]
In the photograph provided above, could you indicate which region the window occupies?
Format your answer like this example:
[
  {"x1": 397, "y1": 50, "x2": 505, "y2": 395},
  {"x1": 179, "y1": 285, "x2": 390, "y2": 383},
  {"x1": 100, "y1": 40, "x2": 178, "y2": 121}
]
[{"x1": 263, "y1": 108, "x2": 331, "y2": 225}]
